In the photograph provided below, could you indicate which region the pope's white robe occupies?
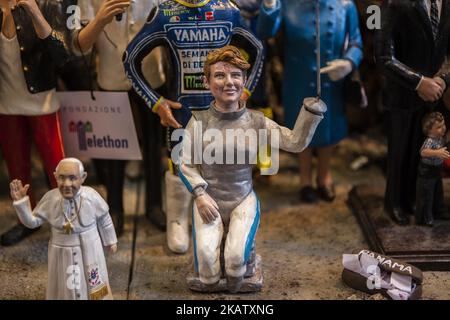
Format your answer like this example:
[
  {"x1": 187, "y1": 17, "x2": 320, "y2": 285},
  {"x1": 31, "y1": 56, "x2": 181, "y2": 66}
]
[{"x1": 13, "y1": 186, "x2": 117, "y2": 300}]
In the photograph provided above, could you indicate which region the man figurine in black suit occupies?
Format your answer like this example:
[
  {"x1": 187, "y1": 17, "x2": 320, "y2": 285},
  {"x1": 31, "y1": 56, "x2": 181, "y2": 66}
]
[{"x1": 375, "y1": 0, "x2": 450, "y2": 225}]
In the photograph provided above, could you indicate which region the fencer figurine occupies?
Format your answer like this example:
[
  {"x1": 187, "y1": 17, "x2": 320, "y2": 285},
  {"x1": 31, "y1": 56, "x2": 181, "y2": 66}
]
[
  {"x1": 10, "y1": 158, "x2": 118, "y2": 300},
  {"x1": 416, "y1": 112, "x2": 450, "y2": 226},
  {"x1": 123, "y1": 0, "x2": 264, "y2": 254},
  {"x1": 257, "y1": 0, "x2": 363, "y2": 204},
  {"x1": 179, "y1": 46, "x2": 325, "y2": 293},
  {"x1": 375, "y1": 0, "x2": 450, "y2": 225}
]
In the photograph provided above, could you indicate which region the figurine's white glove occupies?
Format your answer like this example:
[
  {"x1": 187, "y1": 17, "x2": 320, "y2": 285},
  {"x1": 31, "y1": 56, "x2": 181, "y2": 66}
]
[
  {"x1": 194, "y1": 191, "x2": 219, "y2": 224},
  {"x1": 263, "y1": 0, "x2": 277, "y2": 8},
  {"x1": 320, "y1": 59, "x2": 353, "y2": 82}
]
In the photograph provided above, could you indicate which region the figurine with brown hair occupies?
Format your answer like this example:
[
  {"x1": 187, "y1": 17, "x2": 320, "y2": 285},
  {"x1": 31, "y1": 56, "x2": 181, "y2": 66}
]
[{"x1": 180, "y1": 45, "x2": 325, "y2": 293}]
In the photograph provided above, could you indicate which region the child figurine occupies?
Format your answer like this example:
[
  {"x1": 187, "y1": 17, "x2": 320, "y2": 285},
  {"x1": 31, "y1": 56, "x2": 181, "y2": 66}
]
[
  {"x1": 416, "y1": 112, "x2": 450, "y2": 226},
  {"x1": 179, "y1": 46, "x2": 325, "y2": 293},
  {"x1": 10, "y1": 158, "x2": 118, "y2": 300}
]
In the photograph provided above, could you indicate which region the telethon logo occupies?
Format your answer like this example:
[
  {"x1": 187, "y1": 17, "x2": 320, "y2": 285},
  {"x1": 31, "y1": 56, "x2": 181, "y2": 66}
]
[{"x1": 69, "y1": 121, "x2": 129, "y2": 151}]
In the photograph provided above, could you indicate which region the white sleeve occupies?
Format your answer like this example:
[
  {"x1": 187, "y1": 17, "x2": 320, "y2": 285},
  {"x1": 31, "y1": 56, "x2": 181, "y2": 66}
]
[
  {"x1": 265, "y1": 98, "x2": 325, "y2": 153},
  {"x1": 12, "y1": 196, "x2": 45, "y2": 229},
  {"x1": 97, "y1": 213, "x2": 118, "y2": 247},
  {"x1": 91, "y1": 190, "x2": 117, "y2": 246}
]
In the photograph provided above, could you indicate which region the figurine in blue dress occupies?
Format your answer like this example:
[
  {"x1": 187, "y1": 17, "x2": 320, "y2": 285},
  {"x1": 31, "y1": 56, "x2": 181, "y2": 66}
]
[{"x1": 257, "y1": 0, "x2": 363, "y2": 203}]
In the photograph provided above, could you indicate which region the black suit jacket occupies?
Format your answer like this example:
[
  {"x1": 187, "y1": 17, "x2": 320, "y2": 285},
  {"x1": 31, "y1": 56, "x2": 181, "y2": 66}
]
[{"x1": 375, "y1": 0, "x2": 450, "y2": 111}]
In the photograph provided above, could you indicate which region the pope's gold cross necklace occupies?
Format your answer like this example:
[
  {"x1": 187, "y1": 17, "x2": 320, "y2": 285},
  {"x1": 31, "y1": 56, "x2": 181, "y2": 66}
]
[{"x1": 63, "y1": 197, "x2": 82, "y2": 234}]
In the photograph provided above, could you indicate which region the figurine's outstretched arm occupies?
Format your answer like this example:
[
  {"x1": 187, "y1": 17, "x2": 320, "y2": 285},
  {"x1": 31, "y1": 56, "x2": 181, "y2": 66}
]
[
  {"x1": 10, "y1": 180, "x2": 44, "y2": 229},
  {"x1": 266, "y1": 98, "x2": 326, "y2": 153}
]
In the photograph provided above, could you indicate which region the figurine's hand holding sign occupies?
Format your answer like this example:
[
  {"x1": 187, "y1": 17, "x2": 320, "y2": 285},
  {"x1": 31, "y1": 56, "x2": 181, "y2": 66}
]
[
  {"x1": 195, "y1": 193, "x2": 220, "y2": 224},
  {"x1": 320, "y1": 59, "x2": 353, "y2": 82},
  {"x1": 154, "y1": 98, "x2": 183, "y2": 128},
  {"x1": 9, "y1": 179, "x2": 29, "y2": 202},
  {"x1": 96, "y1": 0, "x2": 131, "y2": 27}
]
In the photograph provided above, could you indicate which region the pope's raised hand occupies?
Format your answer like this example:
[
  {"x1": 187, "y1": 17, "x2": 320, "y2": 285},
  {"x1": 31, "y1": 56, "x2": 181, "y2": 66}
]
[{"x1": 9, "y1": 179, "x2": 29, "y2": 201}]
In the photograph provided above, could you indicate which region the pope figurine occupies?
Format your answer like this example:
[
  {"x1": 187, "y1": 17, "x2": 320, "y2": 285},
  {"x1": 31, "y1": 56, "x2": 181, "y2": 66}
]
[{"x1": 10, "y1": 158, "x2": 118, "y2": 300}]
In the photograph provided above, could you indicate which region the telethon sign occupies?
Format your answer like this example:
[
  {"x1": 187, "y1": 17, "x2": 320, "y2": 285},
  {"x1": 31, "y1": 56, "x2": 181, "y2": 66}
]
[{"x1": 58, "y1": 91, "x2": 142, "y2": 160}]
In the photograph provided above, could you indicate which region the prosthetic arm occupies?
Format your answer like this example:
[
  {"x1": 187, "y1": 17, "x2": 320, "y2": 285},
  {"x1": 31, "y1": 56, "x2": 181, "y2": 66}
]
[{"x1": 265, "y1": 98, "x2": 326, "y2": 153}]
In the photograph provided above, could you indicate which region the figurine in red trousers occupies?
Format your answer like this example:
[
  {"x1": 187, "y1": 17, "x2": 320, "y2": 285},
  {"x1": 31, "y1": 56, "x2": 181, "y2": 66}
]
[{"x1": 0, "y1": 0, "x2": 69, "y2": 246}]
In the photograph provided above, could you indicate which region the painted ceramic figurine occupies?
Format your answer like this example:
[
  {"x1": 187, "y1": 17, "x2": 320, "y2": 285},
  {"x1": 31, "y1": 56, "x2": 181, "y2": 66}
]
[
  {"x1": 179, "y1": 46, "x2": 325, "y2": 292},
  {"x1": 257, "y1": 0, "x2": 363, "y2": 204},
  {"x1": 416, "y1": 112, "x2": 450, "y2": 226},
  {"x1": 10, "y1": 158, "x2": 118, "y2": 300},
  {"x1": 123, "y1": 0, "x2": 264, "y2": 254},
  {"x1": 375, "y1": 0, "x2": 450, "y2": 225},
  {"x1": 0, "y1": 0, "x2": 69, "y2": 246}
]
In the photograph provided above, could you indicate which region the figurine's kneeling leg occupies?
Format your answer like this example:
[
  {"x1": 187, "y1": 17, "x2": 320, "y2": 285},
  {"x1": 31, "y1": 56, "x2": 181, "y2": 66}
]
[
  {"x1": 166, "y1": 171, "x2": 191, "y2": 253},
  {"x1": 192, "y1": 203, "x2": 224, "y2": 285},
  {"x1": 224, "y1": 192, "x2": 260, "y2": 293}
]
